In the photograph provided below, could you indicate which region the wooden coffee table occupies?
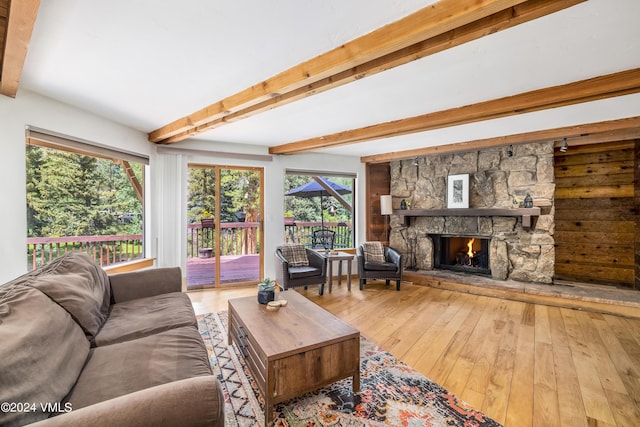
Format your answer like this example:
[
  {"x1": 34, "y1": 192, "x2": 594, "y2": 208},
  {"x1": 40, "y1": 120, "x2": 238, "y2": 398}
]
[{"x1": 228, "y1": 290, "x2": 360, "y2": 426}]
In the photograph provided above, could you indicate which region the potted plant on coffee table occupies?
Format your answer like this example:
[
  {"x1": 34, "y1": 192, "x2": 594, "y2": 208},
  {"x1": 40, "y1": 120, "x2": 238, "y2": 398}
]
[{"x1": 257, "y1": 278, "x2": 277, "y2": 304}]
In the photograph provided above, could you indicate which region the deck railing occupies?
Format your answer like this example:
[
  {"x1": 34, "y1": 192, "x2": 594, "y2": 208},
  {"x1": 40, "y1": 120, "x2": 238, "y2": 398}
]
[
  {"x1": 284, "y1": 222, "x2": 353, "y2": 249},
  {"x1": 187, "y1": 221, "x2": 353, "y2": 258},
  {"x1": 26, "y1": 221, "x2": 354, "y2": 269},
  {"x1": 187, "y1": 222, "x2": 261, "y2": 258},
  {"x1": 27, "y1": 234, "x2": 143, "y2": 270}
]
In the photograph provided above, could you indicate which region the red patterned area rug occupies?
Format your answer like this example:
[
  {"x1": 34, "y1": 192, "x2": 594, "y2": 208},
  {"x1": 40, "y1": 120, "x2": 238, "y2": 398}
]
[{"x1": 198, "y1": 311, "x2": 502, "y2": 427}]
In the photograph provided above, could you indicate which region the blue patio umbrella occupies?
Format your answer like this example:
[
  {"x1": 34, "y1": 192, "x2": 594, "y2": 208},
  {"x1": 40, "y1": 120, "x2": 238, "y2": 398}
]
[{"x1": 285, "y1": 177, "x2": 351, "y2": 229}]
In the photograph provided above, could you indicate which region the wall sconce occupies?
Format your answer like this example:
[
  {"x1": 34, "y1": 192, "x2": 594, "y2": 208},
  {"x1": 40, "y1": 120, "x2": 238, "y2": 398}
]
[
  {"x1": 506, "y1": 145, "x2": 513, "y2": 157},
  {"x1": 380, "y1": 195, "x2": 393, "y2": 242},
  {"x1": 560, "y1": 138, "x2": 569, "y2": 152}
]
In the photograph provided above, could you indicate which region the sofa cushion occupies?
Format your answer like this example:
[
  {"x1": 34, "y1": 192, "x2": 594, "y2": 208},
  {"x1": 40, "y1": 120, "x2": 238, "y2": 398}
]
[
  {"x1": 109, "y1": 267, "x2": 182, "y2": 303},
  {"x1": 278, "y1": 244, "x2": 309, "y2": 267},
  {"x1": 0, "y1": 284, "x2": 90, "y2": 426},
  {"x1": 94, "y1": 292, "x2": 197, "y2": 347},
  {"x1": 26, "y1": 252, "x2": 110, "y2": 338},
  {"x1": 65, "y1": 325, "x2": 212, "y2": 410},
  {"x1": 362, "y1": 242, "x2": 385, "y2": 263}
]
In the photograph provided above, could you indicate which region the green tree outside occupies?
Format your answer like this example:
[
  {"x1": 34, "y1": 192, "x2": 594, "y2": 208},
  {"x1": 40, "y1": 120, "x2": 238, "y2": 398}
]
[{"x1": 26, "y1": 145, "x2": 143, "y2": 237}]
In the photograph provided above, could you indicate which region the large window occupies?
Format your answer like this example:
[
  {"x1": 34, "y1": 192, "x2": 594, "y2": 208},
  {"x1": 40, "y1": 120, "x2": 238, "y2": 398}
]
[
  {"x1": 284, "y1": 172, "x2": 355, "y2": 250},
  {"x1": 25, "y1": 129, "x2": 147, "y2": 270}
]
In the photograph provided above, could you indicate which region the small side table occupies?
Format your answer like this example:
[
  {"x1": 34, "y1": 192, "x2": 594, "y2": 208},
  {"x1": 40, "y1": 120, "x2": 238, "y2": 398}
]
[{"x1": 326, "y1": 252, "x2": 355, "y2": 292}]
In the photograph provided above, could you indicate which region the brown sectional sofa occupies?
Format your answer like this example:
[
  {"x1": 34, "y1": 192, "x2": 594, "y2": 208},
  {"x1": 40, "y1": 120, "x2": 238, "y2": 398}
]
[{"x1": 0, "y1": 252, "x2": 224, "y2": 427}]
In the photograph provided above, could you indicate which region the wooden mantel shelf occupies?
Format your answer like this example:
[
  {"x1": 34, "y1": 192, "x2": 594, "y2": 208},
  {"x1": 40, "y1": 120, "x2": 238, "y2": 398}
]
[{"x1": 395, "y1": 207, "x2": 541, "y2": 229}]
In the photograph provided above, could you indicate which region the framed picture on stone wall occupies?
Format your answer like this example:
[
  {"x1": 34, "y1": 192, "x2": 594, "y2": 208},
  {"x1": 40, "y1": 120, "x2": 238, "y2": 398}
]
[{"x1": 447, "y1": 174, "x2": 469, "y2": 208}]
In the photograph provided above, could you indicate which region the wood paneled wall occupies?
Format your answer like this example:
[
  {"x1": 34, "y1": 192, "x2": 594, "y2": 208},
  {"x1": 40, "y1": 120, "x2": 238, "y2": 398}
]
[
  {"x1": 0, "y1": 0, "x2": 8, "y2": 72},
  {"x1": 554, "y1": 140, "x2": 636, "y2": 287},
  {"x1": 636, "y1": 142, "x2": 640, "y2": 289},
  {"x1": 365, "y1": 162, "x2": 390, "y2": 243}
]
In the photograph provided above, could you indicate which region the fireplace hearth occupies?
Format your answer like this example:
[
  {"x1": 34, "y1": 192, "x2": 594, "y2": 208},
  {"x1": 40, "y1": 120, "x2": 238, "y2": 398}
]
[{"x1": 431, "y1": 234, "x2": 491, "y2": 276}]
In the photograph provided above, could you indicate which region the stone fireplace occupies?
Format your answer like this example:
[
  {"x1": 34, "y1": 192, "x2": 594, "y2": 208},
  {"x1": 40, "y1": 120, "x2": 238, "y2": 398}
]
[{"x1": 388, "y1": 141, "x2": 555, "y2": 284}]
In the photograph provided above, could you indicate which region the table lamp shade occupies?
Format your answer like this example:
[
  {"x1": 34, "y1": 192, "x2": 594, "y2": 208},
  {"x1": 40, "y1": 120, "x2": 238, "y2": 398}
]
[{"x1": 380, "y1": 195, "x2": 393, "y2": 215}]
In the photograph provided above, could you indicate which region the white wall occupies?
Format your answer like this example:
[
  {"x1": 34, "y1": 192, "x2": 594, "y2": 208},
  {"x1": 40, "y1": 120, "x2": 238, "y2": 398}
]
[
  {"x1": 0, "y1": 91, "x2": 366, "y2": 283},
  {"x1": 151, "y1": 139, "x2": 366, "y2": 279}
]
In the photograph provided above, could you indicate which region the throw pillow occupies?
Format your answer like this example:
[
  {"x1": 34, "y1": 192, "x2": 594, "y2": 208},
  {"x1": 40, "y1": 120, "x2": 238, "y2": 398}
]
[
  {"x1": 279, "y1": 244, "x2": 309, "y2": 267},
  {"x1": 362, "y1": 241, "x2": 385, "y2": 263}
]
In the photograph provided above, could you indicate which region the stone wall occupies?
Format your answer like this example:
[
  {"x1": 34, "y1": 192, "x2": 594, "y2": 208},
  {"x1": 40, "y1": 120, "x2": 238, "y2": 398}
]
[{"x1": 388, "y1": 142, "x2": 555, "y2": 283}]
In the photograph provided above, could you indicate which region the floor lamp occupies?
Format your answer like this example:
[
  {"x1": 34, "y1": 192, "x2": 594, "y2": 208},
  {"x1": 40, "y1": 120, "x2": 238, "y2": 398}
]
[{"x1": 380, "y1": 195, "x2": 392, "y2": 243}]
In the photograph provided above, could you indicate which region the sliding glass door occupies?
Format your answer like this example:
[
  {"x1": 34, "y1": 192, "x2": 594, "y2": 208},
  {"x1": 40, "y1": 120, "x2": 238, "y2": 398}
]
[{"x1": 186, "y1": 164, "x2": 263, "y2": 289}]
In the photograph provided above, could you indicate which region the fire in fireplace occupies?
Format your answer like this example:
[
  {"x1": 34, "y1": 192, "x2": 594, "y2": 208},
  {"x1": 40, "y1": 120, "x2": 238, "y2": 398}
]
[{"x1": 431, "y1": 235, "x2": 491, "y2": 276}]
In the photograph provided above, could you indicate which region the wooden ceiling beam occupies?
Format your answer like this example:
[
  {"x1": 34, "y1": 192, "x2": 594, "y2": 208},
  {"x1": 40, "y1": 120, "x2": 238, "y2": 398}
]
[
  {"x1": 360, "y1": 116, "x2": 640, "y2": 163},
  {"x1": 159, "y1": 0, "x2": 585, "y2": 145},
  {"x1": 0, "y1": 0, "x2": 39, "y2": 98},
  {"x1": 156, "y1": 0, "x2": 586, "y2": 144},
  {"x1": 149, "y1": 0, "x2": 535, "y2": 144},
  {"x1": 269, "y1": 68, "x2": 640, "y2": 155}
]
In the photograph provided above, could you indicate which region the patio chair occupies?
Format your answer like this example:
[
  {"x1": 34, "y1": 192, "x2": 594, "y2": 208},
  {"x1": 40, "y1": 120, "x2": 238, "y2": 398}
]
[
  {"x1": 311, "y1": 228, "x2": 336, "y2": 250},
  {"x1": 275, "y1": 244, "x2": 327, "y2": 295},
  {"x1": 356, "y1": 242, "x2": 403, "y2": 291},
  {"x1": 334, "y1": 223, "x2": 351, "y2": 248}
]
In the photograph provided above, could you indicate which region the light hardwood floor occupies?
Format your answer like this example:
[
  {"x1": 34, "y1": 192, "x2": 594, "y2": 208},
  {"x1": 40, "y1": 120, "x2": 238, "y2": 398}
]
[{"x1": 187, "y1": 281, "x2": 640, "y2": 427}]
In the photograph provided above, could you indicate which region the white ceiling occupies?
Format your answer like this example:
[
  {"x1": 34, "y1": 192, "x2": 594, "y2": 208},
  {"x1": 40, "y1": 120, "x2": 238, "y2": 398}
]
[{"x1": 19, "y1": 0, "x2": 640, "y2": 158}]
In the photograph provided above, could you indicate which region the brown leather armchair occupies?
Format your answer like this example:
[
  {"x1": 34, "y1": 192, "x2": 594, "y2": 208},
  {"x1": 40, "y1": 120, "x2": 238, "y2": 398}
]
[
  {"x1": 275, "y1": 246, "x2": 327, "y2": 295},
  {"x1": 356, "y1": 244, "x2": 403, "y2": 291}
]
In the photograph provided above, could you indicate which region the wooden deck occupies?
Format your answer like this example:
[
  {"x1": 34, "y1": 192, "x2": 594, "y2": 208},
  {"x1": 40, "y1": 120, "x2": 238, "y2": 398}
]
[{"x1": 186, "y1": 254, "x2": 260, "y2": 289}]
